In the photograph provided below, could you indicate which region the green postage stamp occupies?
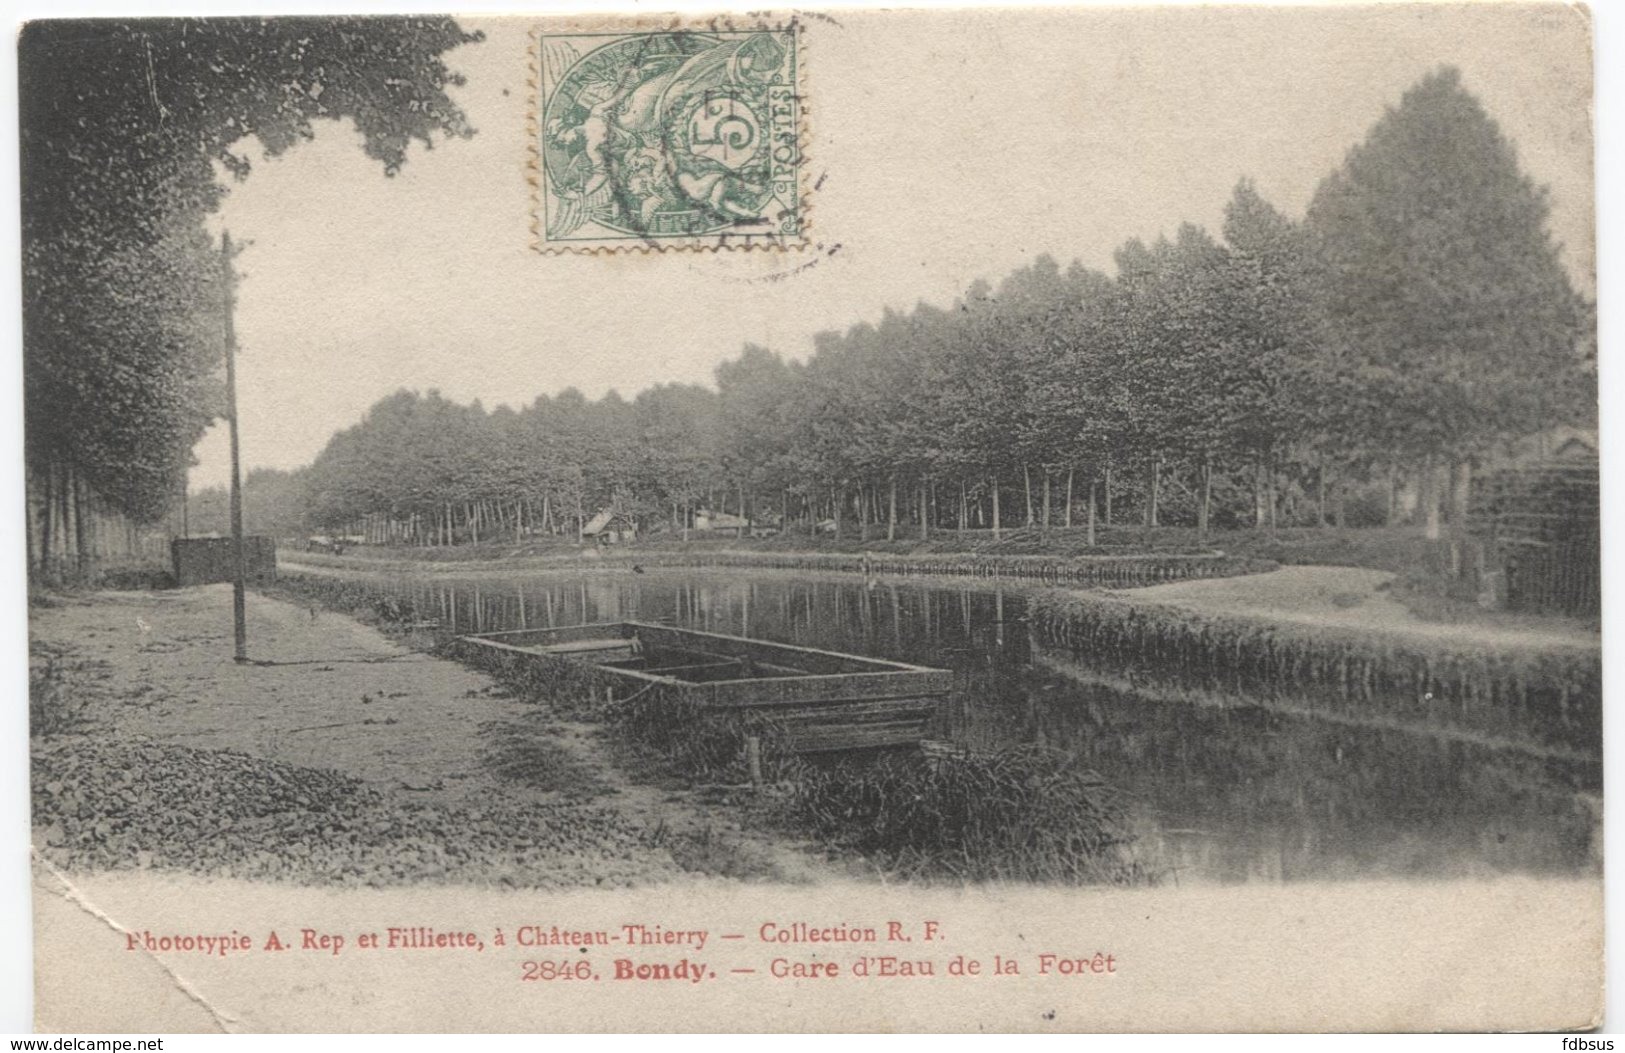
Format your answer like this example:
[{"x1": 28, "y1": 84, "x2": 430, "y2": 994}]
[{"x1": 532, "y1": 19, "x2": 805, "y2": 252}]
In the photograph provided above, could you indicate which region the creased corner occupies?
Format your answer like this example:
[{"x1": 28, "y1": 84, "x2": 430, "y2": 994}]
[{"x1": 32, "y1": 851, "x2": 240, "y2": 1034}]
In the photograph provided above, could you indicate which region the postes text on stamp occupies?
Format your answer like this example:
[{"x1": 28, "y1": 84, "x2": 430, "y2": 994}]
[{"x1": 533, "y1": 22, "x2": 804, "y2": 253}]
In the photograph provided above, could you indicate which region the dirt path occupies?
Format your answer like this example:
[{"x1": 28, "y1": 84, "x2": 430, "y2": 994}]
[
  {"x1": 30, "y1": 584, "x2": 840, "y2": 885},
  {"x1": 1120, "y1": 565, "x2": 1598, "y2": 652}
]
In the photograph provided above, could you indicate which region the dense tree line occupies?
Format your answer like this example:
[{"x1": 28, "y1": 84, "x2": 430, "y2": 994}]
[
  {"x1": 22, "y1": 17, "x2": 480, "y2": 573},
  {"x1": 281, "y1": 69, "x2": 1591, "y2": 549}
]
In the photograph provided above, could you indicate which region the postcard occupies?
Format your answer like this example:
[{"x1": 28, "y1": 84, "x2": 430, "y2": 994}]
[{"x1": 21, "y1": 3, "x2": 1601, "y2": 1033}]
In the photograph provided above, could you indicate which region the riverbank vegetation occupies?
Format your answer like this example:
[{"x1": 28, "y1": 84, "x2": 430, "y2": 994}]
[
  {"x1": 547, "y1": 670, "x2": 1150, "y2": 886},
  {"x1": 1028, "y1": 590, "x2": 1602, "y2": 757},
  {"x1": 781, "y1": 747, "x2": 1147, "y2": 884}
]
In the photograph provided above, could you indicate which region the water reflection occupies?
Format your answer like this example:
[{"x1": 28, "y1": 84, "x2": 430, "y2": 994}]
[{"x1": 355, "y1": 569, "x2": 1599, "y2": 883}]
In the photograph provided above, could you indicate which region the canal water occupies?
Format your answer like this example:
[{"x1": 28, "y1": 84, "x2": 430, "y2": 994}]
[{"x1": 331, "y1": 567, "x2": 1600, "y2": 884}]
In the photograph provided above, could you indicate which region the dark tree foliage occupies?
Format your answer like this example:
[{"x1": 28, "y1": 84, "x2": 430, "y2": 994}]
[
  {"x1": 1304, "y1": 66, "x2": 1590, "y2": 465},
  {"x1": 188, "y1": 467, "x2": 309, "y2": 539},
  {"x1": 21, "y1": 17, "x2": 480, "y2": 537},
  {"x1": 21, "y1": 18, "x2": 479, "y2": 246},
  {"x1": 66, "y1": 62, "x2": 1590, "y2": 549}
]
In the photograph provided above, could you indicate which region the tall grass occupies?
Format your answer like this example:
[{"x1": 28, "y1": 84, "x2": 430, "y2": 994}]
[
  {"x1": 270, "y1": 573, "x2": 433, "y2": 626},
  {"x1": 603, "y1": 686, "x2": 1147, "y2": 884},
  {"x1": 782, "y1": 746, "x2": 1148, "y2": 884},
  {"x1": 604, "y1": 689, "x2": 780, "y2": 781}
]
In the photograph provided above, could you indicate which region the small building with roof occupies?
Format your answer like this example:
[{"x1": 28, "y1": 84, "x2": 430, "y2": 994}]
[{"x1": 581, "y1": 508, "x2": 638, "y2": 544}]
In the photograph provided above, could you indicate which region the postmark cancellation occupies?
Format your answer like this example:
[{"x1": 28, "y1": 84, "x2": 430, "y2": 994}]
[{"x1": 530, "y1": 18, "x2": 805, "y2": 253}]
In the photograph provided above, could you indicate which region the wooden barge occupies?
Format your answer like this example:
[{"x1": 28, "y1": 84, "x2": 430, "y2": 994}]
[{"x1": 454, "y1": 622, "x2": 955, "y2": 753}]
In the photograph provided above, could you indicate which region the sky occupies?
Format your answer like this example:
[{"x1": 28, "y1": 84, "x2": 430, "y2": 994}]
[{"x1": 189, "y1": 3, "x2": 1596, "y2": 491}]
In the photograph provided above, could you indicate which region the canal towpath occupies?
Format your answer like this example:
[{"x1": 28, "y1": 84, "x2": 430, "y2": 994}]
[{"x1": 29, "y1": 584, "x2": 841, "y2": 886}]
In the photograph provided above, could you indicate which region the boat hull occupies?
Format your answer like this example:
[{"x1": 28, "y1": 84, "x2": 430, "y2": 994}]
[{"x1": 452, "y1": 621, "x2": 954, "y2": 753}]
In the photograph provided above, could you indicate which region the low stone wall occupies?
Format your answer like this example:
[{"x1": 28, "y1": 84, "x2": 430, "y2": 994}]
[
  {"x1": 172, "y1": 536, "x2": 277, "y2": 586},
  {"x1": 595, "y1": 549, "x2": 1278, "y2": 587}
]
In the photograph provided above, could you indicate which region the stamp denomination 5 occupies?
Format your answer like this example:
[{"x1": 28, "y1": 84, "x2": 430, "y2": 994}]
[{"x1": 531, "y1": 17, "x2": 805, "y2": 253}]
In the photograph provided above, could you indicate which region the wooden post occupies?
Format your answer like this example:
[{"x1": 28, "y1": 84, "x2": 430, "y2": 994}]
[
  {"x1": 1147, "y1": 456, "x2": 1161, "y2": 528},
  {"x1": 1421, "y1": 454, "x2": 1441, "y2": 540},
  {"x1": 1198, "y1": 455, "x2": 1212, "y2": 542},
  {"x1": 1316, "y1": 458, "x2": 1328, "y2": 528},
  {"x1": 223, "y1": 231, "x2": 248, "y2": 664},
  {"x1": 1267, "y1": 460, "x2": 1278, "y2": 530},
  {"x1": 745, "y1": 735, "x2": 763, "y2": 786}
]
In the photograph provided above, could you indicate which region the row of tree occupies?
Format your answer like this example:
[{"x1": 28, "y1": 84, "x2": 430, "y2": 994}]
[
  {"x1": 259, "y1": 68, "x2": 1590, "y2": 548},
  {"x1": 22, "y1": 17, "x2": 481, "y2": 573}
]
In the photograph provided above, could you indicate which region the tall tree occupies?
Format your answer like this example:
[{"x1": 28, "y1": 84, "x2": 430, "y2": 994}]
[
  {"x1": 22, "y1": 18, "x2": 480, "y2": 565},
  {"x1": 716, "y1": 344, "x2": 798, "y2": 523},
  {"x1": 1304, "y1": 66, "x2": 1590, "y2": 537},
  {"x1": 1220, "y1": 180, "x2": 1324, "y2": 529},
  {"x1": 634, "y1": 384, "x2": 721, "y2": 535}
]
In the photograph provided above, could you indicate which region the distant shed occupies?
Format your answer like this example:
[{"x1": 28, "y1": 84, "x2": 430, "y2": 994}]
[
  {"x1": 1469, "y1": 456, "x2": 1599, "y2": 618},
  {"x1": 171, "y1": 536, "x2": 278, "y2": 587},
  {"x1": 581, "y1": 509, "x2": 638, "y2": 544},
  {"x1": 694, "y1": 509, "x2": 749, "y2": 536}
]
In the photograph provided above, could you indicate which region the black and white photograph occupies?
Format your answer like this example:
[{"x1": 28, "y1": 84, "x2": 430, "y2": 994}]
[{"x1": 14, "y1": 2, "x2": 1605, "y2": 1034}]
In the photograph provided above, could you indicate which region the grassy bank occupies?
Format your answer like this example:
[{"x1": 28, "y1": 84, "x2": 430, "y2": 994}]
[{"x1": 1028, "y1": 588, "x2": 1601, "y2": 757}]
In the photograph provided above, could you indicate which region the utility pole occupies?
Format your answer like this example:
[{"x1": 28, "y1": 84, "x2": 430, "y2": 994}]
[{"x1": 223, "y1": 231, "x2": 248, "y2": 664}]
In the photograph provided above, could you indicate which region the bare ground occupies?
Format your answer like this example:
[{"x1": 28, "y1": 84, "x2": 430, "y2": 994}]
[{"x1": 29, "y1": 584, "x2": 841, "y2": 886}]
